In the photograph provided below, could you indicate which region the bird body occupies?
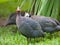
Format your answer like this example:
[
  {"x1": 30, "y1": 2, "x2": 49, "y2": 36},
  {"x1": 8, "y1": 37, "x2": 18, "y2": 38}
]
[
  {"x1": 16, "y1": 13, "x2": 45, "y2": 38},
  {"x1": 29, "y1": 15, "x2": 60, "y2": 33}
]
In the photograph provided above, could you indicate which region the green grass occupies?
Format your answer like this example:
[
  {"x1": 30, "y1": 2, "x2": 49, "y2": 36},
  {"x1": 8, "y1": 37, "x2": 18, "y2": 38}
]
[
  {"x1": 0, "y1": 26, "x2": 27, "y2": 45},
  {"x1": 0, "y1": 0, "x2": 21, "y2": 17},
  {"x1": 0, "y1": 26, "x2": 60, "y2": 45},
  {"x1": 0, "y1": 0, "x2": 32, "y2": 18}
]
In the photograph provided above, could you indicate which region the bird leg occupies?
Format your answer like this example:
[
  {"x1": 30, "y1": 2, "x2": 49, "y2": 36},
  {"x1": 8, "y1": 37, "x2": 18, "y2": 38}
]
[{"x1": 27, "y1": 38, "x2": 31, "y2": 45}]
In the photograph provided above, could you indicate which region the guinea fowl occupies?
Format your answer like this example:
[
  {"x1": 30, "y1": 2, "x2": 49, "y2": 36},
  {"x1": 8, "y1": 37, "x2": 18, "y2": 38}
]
[
  {"x1": 25, "y1": 14, "x2": 60, "y2": 33},
  {"x1": 5, "y1": 11, "x2": 26, "y2": 26},
  {"x1": 5, "y1": 11, "x2": 60, "y2": 33},
  {"x1": 16, "y1": 7, "x2": 45, "y2": 41},
  {"x1": 5, "y1": 13, "x2": 16, "y2": 25}
]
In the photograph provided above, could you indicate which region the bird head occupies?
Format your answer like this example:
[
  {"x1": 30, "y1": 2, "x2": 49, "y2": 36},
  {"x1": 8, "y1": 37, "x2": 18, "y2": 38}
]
[
  {"x1": 16, "y1": 6, "x2": 21, "y2": 15},
  {"x1": 24, "y1": 12, "x2": 31, "y2": 17},
  {"x1": 16, "y1": 6, "x2": 20, "y2": 11}
]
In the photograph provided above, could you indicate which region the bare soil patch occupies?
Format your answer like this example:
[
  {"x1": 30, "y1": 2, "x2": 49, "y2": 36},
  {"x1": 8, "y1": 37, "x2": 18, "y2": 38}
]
[{"x1": 0, "y1": 18, "x2": 6, "y2": 27}]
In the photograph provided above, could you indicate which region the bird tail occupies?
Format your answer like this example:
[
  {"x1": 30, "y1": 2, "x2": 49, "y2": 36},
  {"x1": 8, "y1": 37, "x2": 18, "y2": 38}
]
[
  {"x1": 56, "y1": 25, "x2": 60, "y2": 30},
  {"x1": 53, "y1": 19, "x2": 60, "y2": 25}
]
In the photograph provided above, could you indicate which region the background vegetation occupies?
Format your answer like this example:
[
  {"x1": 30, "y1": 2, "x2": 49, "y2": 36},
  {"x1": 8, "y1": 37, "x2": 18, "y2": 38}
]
[{"x1": 0, "y1": 0, "x2": 60, "y2": 45}]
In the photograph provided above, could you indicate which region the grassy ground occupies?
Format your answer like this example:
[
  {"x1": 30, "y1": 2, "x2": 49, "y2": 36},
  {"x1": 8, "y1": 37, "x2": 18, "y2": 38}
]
[
  {"x1": 0, "y1": 0, "x2": 60, "y2": 45},
  {"x1": 0, "y1": 26, "x2": 60, "y2": 45}
]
